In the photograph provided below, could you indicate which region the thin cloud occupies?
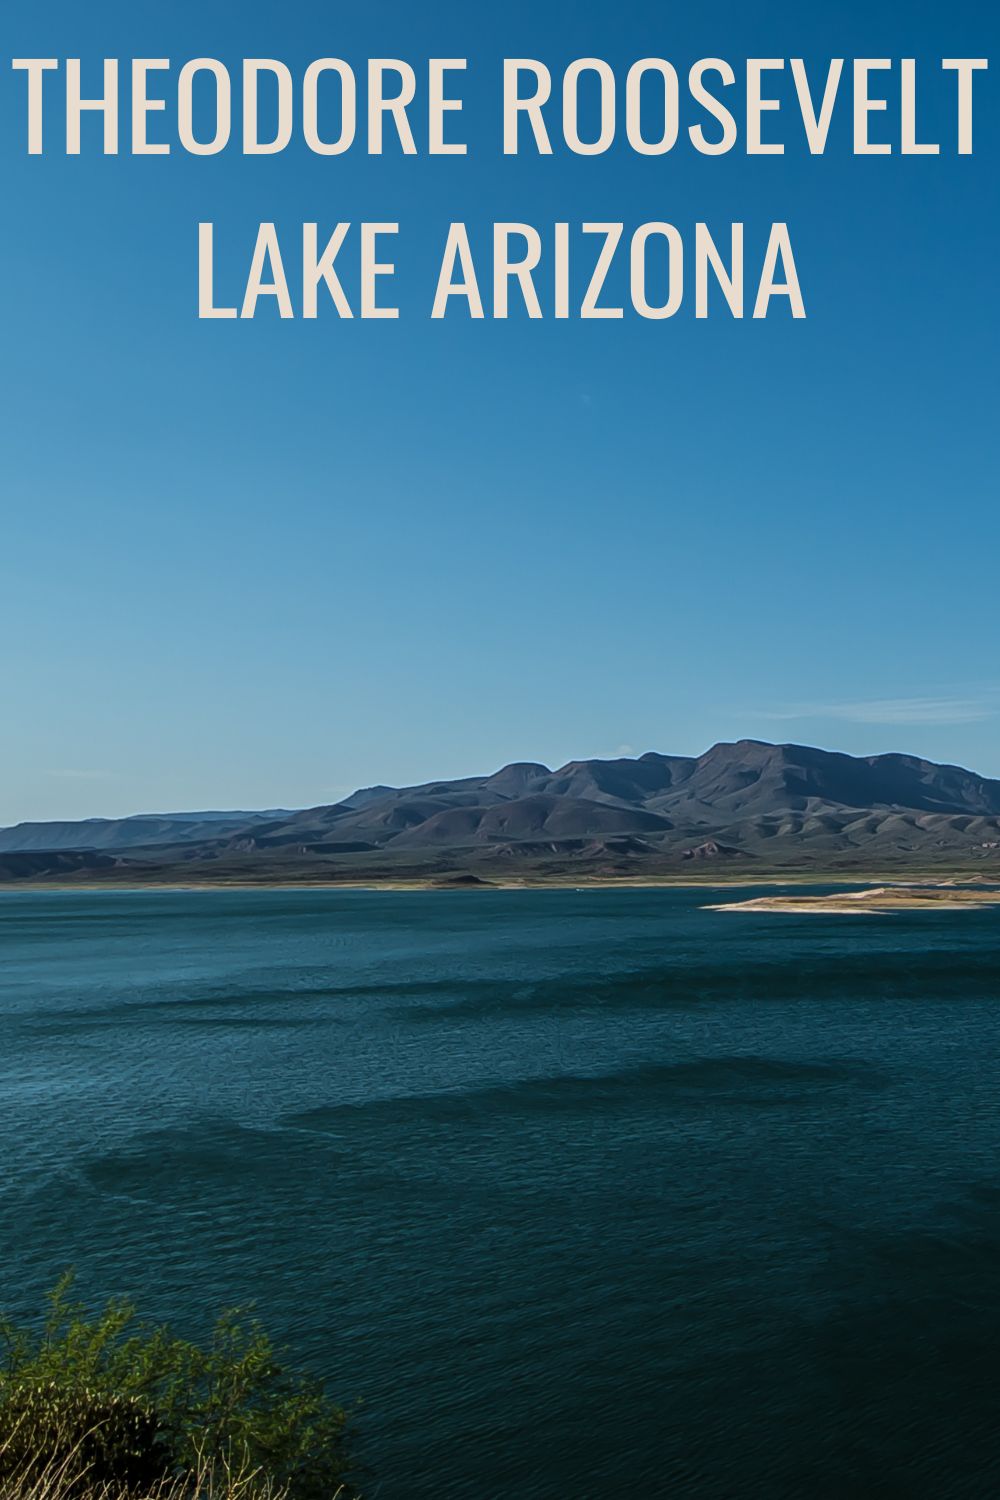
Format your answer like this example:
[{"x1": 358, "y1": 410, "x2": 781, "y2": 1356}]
[{"x1": 758, "y1": 696, "x2": 997, "y2": 727}]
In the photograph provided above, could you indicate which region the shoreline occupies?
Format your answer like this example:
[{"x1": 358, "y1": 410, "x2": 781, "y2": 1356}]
[{"x1": 1, "y1": 874, "x2": 997, "y2": 896}]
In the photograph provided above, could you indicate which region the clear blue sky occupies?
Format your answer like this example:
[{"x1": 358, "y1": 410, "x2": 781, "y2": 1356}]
[{"x1": 2, "y1": 0, "x2": 997, "y2": 823}]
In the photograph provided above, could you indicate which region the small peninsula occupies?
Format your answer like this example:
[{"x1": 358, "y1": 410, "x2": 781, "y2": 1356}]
[{"x1": 706, "y1": 885, "x2": 1000, "y2": 915}]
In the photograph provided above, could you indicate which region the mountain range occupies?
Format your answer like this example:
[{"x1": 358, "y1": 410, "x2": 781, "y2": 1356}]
[{"x1": 3, "y1": 740, "x2": 1000, "y2": 884}]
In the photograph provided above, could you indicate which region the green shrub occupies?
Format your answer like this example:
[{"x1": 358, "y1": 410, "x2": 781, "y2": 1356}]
[{"x1": 0, "y1": 1277, "x2": 358, "y2": 1499}]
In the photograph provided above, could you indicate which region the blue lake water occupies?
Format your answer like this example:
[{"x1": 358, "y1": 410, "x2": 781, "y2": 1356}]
[{"x1": 2, "y1": 886, "x2": 1000, "y2": 1498}]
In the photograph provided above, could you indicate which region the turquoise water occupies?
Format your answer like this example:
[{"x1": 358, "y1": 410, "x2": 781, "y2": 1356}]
[{"x1": 2, "y1": 887, "x2": 1000, "y2": 1497}]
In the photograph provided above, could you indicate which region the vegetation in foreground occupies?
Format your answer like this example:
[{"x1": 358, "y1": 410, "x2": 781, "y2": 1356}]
[{"x1": 0, "y1": 1280, "x2": 358, "y2": 1500}]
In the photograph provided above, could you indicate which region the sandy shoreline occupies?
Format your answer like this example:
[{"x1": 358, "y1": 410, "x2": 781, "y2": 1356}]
[{"x1": 1, "y1": 875, "x2": 998, "y2": 898}]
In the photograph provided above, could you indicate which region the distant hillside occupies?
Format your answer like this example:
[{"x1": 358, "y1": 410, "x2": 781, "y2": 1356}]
[
  {"x1": 0, "y1": 810, "x2": 296, "y2": 854},
  {"x1": 3, "y1": 742, "x2": 999, "y2": 882}
]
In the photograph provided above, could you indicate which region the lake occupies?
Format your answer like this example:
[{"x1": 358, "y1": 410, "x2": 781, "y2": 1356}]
[{"x1": 1, "y1": 887, "x2": 999, "y2": 1497}]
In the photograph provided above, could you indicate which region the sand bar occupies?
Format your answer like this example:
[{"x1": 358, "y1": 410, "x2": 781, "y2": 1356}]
[{"x1": 706, "y1": 885, "x2": 1000, "y2": 915}]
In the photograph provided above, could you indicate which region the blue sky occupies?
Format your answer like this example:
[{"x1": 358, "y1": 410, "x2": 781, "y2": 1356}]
[{"x1": 2, "y1": 0, "x2": 997, "y2": 822}]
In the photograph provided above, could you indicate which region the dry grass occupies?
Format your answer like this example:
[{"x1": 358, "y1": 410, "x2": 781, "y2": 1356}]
[{"x1": 0, "y1": 1418, "x2": 353, "y2": 1500}]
